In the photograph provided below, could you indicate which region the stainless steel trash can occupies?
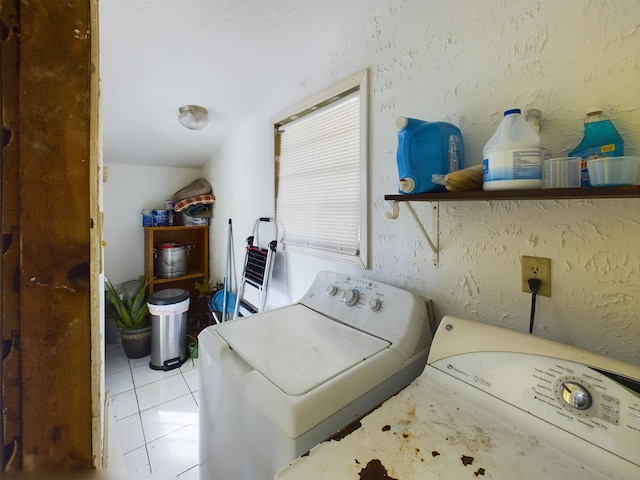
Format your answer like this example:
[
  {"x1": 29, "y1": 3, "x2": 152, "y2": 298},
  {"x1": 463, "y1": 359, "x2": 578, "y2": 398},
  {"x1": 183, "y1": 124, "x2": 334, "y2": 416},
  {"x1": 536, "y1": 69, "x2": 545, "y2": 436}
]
[{"x1": 148, "y1": 288, "x2": 190, "y2": 371}]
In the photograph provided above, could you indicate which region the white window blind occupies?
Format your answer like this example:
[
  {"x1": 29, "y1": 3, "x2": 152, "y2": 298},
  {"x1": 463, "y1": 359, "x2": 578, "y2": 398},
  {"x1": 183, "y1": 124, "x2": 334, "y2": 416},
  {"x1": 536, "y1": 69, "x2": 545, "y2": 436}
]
[{"x1": 274, "y1": 70, "x2": 368, "y2": 267}]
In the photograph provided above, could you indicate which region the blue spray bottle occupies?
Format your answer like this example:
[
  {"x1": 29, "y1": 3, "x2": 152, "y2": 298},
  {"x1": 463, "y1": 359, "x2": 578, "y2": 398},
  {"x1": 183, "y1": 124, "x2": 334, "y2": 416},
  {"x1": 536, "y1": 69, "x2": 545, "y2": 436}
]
[{"x1": 569, "y1": 108, "x2": 624, "y2": 187}]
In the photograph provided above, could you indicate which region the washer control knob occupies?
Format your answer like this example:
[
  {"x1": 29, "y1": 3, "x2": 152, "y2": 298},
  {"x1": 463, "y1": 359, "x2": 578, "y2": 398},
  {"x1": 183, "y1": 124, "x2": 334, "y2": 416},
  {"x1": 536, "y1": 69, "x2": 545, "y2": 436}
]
[
  {"x1": 369, "y1": 297, "x2": 382, "y2": 311},
  {"x1": 560, "y1": 382, "x2": 592, "y2": 410},
  {"x1": 342, "y1": 289, "x2": 360, "y2": 306},
  {"x1": 326, "y1": 285, "x2": 338, "y2": 296}
]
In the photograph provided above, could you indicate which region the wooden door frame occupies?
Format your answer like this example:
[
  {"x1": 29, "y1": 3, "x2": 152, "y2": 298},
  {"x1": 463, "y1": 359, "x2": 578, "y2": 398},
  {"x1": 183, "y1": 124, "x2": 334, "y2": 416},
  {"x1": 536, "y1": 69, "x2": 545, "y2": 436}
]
[{"x1": 1, "y1": 0, "x2": 102, "y2": 470}]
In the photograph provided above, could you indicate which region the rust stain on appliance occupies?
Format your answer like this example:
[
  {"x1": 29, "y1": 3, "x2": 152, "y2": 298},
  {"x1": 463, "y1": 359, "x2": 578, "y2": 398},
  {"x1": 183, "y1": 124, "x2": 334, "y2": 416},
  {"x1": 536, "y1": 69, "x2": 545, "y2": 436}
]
[
  {"x1": 461, "y1": 454, "x2": 474, "y2": 466},
  {"x1": 432, "y1": 450, "x2": 440, "y2": 457},
  {"x1": 329, "y1": 419, "x2": 362, "y2": 441},
  {"x1": 381, "y1": 424, "x2": 391, "y2": 431},
  {"x1": 474, "y1": 467, "x2": 487, "y2": 476},
  {"x1": 414, "y1": 446, "x2": 424, "y2": 462},
  {"x1": 358, "y1": 459, "x2": 398, "y2": 480}
]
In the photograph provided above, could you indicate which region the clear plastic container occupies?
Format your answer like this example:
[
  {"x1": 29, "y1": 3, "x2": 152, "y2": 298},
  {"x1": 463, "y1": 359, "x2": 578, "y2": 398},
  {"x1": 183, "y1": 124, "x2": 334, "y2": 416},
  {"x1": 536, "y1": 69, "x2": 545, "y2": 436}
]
[
  {"x1": 569, "y1": 108, "x2": 624, "y2": 187},
  {"x1": 587, "y1": 156, "x2": 639, "y2": 186},
  {"x1": 543, "y1": 157, "x2": 582, "y2": 189},
  {"x1": 395, "y1": 116, "x2": 464, "y2": 194},
  {"x1": 483, "y1": 108, "x2": 543, "y2": 191}
]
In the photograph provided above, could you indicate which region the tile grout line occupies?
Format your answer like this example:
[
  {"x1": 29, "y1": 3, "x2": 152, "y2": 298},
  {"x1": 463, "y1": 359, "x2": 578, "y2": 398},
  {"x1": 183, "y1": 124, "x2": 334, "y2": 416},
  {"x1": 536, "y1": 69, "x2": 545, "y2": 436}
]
[
  {"x1": 137, "y1": 358, "x2": 198, "y2": 476},
  {"x1": 129, "y1": 355, "x2": 153, "y2": 473},
  {"x1": 110, "y1": 346, "x2": 199, "y2": 477}
]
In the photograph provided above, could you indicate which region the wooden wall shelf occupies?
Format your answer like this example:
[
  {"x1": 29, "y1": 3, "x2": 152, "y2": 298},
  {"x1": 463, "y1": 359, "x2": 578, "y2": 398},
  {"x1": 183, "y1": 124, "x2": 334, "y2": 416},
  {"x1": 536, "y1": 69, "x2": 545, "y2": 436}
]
[
  {"x1": 384, "y1": 185, "x2": 639, "y2": 267},
  {"x1": 384, "y1": 185, "x2": 640, "y2": 202}
]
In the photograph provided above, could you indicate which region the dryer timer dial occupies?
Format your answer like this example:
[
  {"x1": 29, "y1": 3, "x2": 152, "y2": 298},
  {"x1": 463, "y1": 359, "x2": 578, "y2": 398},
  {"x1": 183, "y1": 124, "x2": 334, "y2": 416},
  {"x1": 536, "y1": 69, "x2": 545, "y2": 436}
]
[
  {"x1": 342, "y1": 289, "x2": 360, "y2": 306},
  {"x1": 560, "y1": 381, "x2": 592, "y2": 410}
]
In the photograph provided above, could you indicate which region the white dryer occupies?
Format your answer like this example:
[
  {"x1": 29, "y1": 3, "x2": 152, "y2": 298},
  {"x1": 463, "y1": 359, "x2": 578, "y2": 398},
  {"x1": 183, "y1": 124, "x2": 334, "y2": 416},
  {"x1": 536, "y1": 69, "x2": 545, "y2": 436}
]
[
  {"x1": 276, "y1": 315, "x2": 640, "y2": 479},
  {"x1": 198, "y1": 271, "x2": 432, "y2": 480}
]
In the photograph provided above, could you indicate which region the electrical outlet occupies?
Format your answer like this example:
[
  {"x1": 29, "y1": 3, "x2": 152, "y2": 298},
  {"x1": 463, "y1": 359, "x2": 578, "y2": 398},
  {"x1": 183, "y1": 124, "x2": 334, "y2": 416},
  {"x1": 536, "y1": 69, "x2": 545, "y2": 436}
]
[{"x1": 521, "y1": 256, "x2": 551, "y2": 297}]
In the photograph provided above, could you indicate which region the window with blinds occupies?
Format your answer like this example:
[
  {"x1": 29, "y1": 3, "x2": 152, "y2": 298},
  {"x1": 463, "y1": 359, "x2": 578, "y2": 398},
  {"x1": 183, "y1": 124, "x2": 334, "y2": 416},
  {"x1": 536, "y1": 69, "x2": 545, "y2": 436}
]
[{"x1": 273, "y1": 70, "x2": 369, "y2": 268}]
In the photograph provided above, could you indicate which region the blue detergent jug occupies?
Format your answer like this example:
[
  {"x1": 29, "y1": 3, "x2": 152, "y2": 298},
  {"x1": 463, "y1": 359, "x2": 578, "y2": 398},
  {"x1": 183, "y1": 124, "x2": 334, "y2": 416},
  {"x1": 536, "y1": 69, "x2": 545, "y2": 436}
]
[{"x1": 396, "y1": 116, "x2": 464, "y2": 194}]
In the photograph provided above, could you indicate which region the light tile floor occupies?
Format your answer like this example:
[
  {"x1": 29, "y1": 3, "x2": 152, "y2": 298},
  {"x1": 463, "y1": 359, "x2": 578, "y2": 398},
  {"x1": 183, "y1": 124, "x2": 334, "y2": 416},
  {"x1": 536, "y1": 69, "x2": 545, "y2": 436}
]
[{"x1": 105, "y1": 342, "x2": 200, "y2": 479}]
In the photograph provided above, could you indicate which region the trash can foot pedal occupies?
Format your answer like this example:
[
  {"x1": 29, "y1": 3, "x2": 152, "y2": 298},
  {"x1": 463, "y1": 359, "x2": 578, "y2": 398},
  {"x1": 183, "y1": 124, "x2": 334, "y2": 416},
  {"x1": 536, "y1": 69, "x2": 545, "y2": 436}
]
[{"x1": 149, "y1": 355, "x2": 187, "y2": 371}]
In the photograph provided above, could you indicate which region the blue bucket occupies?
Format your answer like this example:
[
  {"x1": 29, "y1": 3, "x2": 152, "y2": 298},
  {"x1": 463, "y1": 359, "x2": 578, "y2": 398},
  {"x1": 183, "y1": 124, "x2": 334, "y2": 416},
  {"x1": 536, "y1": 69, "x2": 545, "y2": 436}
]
[{"x1": 211, "y1": 289, "x2": 236, "y2": 314}]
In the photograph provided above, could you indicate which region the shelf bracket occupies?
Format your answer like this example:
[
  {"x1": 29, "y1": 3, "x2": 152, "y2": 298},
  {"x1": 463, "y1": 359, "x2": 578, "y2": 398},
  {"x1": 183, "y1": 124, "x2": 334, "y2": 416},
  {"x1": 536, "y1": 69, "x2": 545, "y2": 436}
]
[{"x1": 385, "y1": 200, "x2": 439, "y2": 267}]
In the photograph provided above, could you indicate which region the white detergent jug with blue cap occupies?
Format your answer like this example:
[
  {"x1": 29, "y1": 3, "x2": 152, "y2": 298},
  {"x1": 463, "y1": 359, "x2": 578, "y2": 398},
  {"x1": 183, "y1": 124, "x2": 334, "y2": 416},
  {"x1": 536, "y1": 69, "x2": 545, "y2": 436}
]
[
  {"x1": 396, "y1": 116, "x2": 464, "y2": 194},
  {"x1": 483, "y1": 108, "x2": 543, "y2": 191}
]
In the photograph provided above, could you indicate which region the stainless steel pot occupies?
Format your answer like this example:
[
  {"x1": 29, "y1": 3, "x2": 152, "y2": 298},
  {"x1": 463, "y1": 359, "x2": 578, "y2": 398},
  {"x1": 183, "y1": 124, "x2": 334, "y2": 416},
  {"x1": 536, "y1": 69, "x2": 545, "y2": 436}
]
[{"x1": 153, "y1": 243, "x2": 194, "y2": 278}]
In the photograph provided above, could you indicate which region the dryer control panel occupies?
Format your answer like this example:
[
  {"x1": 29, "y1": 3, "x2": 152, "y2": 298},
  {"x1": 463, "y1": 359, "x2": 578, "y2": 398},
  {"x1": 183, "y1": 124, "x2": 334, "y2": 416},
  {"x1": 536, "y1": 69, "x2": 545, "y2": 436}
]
[{"x1": 429, "y1": 316, "x2": 640, "y2": 467}]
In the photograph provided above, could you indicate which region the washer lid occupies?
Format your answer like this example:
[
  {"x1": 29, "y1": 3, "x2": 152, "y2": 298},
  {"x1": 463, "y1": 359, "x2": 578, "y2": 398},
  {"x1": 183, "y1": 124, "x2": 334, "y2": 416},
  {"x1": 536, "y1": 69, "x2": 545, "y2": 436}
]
[{"x1": 216, "y1": 304, "x2": 390, "y2": 396}]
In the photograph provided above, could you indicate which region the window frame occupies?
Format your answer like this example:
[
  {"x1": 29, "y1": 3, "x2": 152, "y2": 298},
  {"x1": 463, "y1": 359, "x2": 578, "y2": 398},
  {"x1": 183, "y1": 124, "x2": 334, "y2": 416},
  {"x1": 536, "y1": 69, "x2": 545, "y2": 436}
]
[{"x1": 272, "y1": 69, "x2": 369, "y2": 269}]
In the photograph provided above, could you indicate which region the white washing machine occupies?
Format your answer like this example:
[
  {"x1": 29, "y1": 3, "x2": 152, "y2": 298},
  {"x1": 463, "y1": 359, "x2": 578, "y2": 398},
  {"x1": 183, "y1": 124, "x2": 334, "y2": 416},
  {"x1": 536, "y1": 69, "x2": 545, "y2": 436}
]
[
  {"x1": 198, "y1": 271, "x2": 432, "y2": 480},
  {"x1": 276, "y1": 315, "x2": 640, "y2": 479}
]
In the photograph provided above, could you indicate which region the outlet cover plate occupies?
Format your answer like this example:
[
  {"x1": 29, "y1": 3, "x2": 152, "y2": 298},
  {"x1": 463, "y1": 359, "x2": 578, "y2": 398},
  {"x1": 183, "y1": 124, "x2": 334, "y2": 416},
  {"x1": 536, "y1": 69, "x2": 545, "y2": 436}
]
[{"x1": 521, "y1": 256, "x2": 551, "y2": 297}]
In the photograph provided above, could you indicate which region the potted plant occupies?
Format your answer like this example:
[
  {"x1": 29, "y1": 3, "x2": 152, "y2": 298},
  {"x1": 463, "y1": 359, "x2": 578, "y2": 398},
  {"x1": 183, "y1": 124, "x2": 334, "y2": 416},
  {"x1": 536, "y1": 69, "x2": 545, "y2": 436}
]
[
  {"x1": 193, "y1": 277, "x2": 219, "y2": 326},
  {"x1": 187, "y1": 333, "x2": 198, "y2": 360},
  {"x1": 186, "y1": 278, "x2": 218, "y2": 359},
  {"x1": 105, "y1": 276, "x2": 152, "y2": 358}
]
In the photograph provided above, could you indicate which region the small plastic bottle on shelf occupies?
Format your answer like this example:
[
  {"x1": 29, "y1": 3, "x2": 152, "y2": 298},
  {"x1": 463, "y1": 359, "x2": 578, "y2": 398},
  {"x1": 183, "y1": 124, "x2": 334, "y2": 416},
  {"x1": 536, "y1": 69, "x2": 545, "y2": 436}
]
[
  {"x1": 483, "y1": 108, "x2": 543, "y2": 191},
  {"x1": 166, "y1": 200, "x2": 176, "y2": 226},
  {"x1": 569, "y1": 108, "x2": 624, "y2": 187},
  {"x1": 524, "y1": 108, "x2": 552, "y2": 162}
]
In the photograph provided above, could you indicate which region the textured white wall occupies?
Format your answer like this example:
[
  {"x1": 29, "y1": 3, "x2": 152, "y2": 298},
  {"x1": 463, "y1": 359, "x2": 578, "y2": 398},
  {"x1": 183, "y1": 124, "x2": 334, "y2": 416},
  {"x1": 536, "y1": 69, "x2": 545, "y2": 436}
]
[
  {"x1": 202, "y1": 0, "x2": 640, "y2": 364},
  {"x1": 103, "y1": 162, "x2": 201, "y2": 285}
]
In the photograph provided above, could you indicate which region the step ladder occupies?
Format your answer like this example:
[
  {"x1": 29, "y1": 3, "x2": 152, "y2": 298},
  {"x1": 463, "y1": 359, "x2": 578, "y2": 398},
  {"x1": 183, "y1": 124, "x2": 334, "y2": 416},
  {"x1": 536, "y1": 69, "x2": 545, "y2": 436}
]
[{"x1": 233, "y1": 218, "x2": 277, "y2": 319}]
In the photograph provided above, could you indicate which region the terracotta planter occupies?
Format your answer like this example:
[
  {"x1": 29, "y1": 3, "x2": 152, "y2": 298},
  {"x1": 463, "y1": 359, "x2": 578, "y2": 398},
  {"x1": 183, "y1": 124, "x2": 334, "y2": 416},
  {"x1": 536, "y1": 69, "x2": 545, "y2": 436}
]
[{"x1": 119, "y1": 326, "x2": 152, "y2": 359}]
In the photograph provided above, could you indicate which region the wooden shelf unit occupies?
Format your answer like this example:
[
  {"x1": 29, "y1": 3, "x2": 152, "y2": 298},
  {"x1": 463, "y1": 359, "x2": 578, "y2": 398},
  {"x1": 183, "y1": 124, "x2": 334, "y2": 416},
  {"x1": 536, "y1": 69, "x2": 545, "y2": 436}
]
[{"x1": 144, "y1": 226, "x2": 209, "y2": 300}]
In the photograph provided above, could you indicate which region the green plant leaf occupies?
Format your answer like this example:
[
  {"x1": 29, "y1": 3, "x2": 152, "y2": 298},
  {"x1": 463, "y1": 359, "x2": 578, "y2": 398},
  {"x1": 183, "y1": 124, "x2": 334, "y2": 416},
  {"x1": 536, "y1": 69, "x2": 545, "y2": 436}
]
[{"x1": 105, "y1": 277, "x2": 150, "y2": 330}]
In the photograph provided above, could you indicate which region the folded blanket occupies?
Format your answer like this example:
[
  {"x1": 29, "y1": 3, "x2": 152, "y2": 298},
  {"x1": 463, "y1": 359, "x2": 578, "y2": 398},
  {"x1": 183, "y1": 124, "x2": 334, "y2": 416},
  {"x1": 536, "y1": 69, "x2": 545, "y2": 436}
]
[
  {"x1": 174, "y1": 193, "x2": 215, "y2": 213},
  {"x1": 171, "y1": 178, "x2": 213, "y2": 202},
  {"x1": 185, "y1": 204, "x2": 213, "y2": 217}
]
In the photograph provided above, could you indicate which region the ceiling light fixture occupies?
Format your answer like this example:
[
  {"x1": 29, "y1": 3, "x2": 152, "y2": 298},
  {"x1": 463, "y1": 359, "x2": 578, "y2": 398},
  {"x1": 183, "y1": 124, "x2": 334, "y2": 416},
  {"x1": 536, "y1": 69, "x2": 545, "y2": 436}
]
[{"x1": 178, "y1": 105, "x2": 209, "y2": 130}]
